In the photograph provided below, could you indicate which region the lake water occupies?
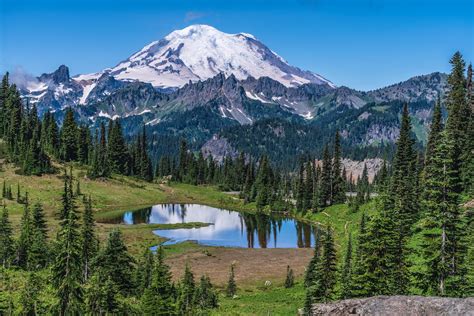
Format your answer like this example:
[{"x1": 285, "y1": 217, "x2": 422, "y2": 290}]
[{"x1": 103, "y1": 204, "x2": 317, "y2": 248}]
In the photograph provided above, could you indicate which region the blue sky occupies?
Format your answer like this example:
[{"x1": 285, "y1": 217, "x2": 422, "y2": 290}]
[{"x1": 1, "y1": 0, "x2": 472, "y2": 90}]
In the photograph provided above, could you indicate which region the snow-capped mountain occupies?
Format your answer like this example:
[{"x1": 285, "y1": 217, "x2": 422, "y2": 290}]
[{"x1": 77, "y1": 24, "x2": 334, "y2": 90}]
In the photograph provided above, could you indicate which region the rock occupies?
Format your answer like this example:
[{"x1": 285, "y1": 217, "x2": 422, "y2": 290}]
[
  {"x1": 311, "y1": 295, "x2": 474, "y2": 316},
  {"x1": 201, "y1": 135, "x2": 239, "y2": 162}
]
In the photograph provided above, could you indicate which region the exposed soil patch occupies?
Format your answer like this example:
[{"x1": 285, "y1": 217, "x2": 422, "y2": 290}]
[{"x1": 166, "y1": 246, "x2": 313, "y2": 287}]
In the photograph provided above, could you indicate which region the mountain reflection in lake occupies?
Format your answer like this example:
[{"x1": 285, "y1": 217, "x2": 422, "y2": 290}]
[{"x1": 103, "y1": 204, "x2": 317, "y2": 248}]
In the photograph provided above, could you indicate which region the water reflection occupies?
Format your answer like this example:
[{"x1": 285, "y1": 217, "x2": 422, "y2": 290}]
[{"x1": 103, "y1": 204, "x2": 317, "y2": 248}]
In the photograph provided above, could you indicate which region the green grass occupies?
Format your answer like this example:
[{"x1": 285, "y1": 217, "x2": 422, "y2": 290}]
[{"x1": 212, "y1": 282, "x2": 306, "y2": 315}]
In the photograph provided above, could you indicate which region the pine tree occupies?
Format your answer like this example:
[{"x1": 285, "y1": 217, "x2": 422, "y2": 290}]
[
  {"x1": 304, "y1": 229, "x2": 321, "y2": 288},
  {"x1": 59, "y1": 108, "x2": 78, "y2": 161},
  {"x1": 107, "y1": 120, "x2": 129, "y2": 174},
  {"x1": 19, "y1": 272, "x2": 43, "y2": 315},
  {"x1": 0, "y1": 206, "x2": 14, "y2": 268},
  {"x1": 255, "y1": 155, "x2": 273, "y2": 210},
  {"x1": 94, "y1": 229, "x2": 135, "y2": 295},
  {"x1": 15, "y1": 202, "x2": 32, "y2": 269},
  {"x1": 177, "y1": 263, "x2": 196, "y2": 315},
  {"x1": 85, "y1": 274, "x2": 121, "y2": 315},
  {"x1": 319, "y1": 144, "x2": 332, "y2": 207},
  {"x1": 332, "y1": 131, "x2": 346, "y2": 204},
  {"x1": 81, "y1": 196, "x2": 98, "y2": 282},
  {"x1": 425, "y1": 98, "x2": 443, "y2": 165},
  {"x1": 421, "y1": 130, "x2": 466, "y2": 296},
  {"x1": 339, "y1": 233, "x2": 353, "y2": 299},
  {"x1": 29, "y1": 203, "x2": 49, "y2": 270},
  {"x1": 52, "y1": 170, "x2": 84, "y2": 315},
  {"x1": 136, "y1": 248, "x2": 154, "y2": 295},
  {"x1": 226, "y1": 263, "x2": 237, "y2": 297},
  {"x1": 31, "y1": 202, "x2": 47, "y2": 238},
  {"x1": 316, "y1": 225, "x2": 338, "y2": 302},
  {"x1": 296, "y1": 160, "x2": 305, "y2": 213},
  {"x1": 383, "y1": 104, "x2": 418, "y2": 294},
  {"x1": 194, "y1": 275, "x2": 219, "y2": 312},
  {"x1": 285, "y1": 265, "x2": 295, "y2": 288},
  {"x1": 141, "y1": 246, "x2": 175, "y2": 315}
]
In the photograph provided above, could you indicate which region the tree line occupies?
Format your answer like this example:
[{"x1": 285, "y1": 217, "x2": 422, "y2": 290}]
[
  {"x1": 303, "y1": 52, "x2": 474, "y2": 313},
  {"x1": 0, "y1": 169, "x2": 220, "y2": 315}
]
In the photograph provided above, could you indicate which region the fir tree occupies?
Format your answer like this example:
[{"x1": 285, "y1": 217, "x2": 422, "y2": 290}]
[
  {"x1": 194, "y1": 275, "x2": 219, "y2": 312},
  {"x1": 94, "y1": 229, "x2": 135, "y2": 295},
  {"x1": 136, "y1": 248, "x2": 154, "y2": 295},
  {"x1": 332, "y1": 131, "x2": 346, "y2": 204},
  {"x1": 31, "y1": 202, "x2": 47, "y2": 239},
  {"x1": 316, "y1": 225, "x2": 338, "y2": 302},
  {"x1": 18, "y1": 272, "x2": 43, "y2": 316},
  {"x1": 81, "y1": 196, "x2": 98, "y2": 282},
  {"x1": 226, "y1": 263, "x2": 237, "y2": 297},
  {"x1": 319, "y1": 144, "x2": 332, "y2": 207},
  {"x1": 15, "y1": 202, "x2": 32, "y2": 269},
  {"x1": 29, "y1": 204, "x2": 49, "y2": 270},
  {"x1": 177, "y1": 263, "x2": 196, "y2": 315},
  {"x1": 295, "y1": 160, "x2": 305, "y2": 213},
  {"x1": 52, "y1": 170, "x2": 84, "y2": 315},
  {"x1": 59, "y1": 108, "x2": 78, "y2": 161},
  {"x1": 0, "y1": 206, "x2": 14, "y2": 268},
  {"x1": 339, "y1": 233, "x2": 353, "y2": 299},
  {"x1": 85, "y1": 274, "x2": 121, "y2": 315},
  {"x1": 141, "y1": 246, "x2": 175, "y2": 315},
  {"x1": 421, "y1": 130, "x2": 466, "y2": 296},
  {"x1": 107, "y1": 120, "x2": 129, "y2": 174},
  {"x1": 285, "y1": 265, "x2": 295, "y2": 288}
]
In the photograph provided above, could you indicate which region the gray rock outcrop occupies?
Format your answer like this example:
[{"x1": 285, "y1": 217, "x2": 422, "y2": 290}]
[{"x1": 311, "y1": 295, "x2": 474, "y2": 316}]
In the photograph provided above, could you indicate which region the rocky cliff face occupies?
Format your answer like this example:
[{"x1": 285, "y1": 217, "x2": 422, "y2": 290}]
[{"x1": 310, "y1": 295, "x2": 474, "y2": 316}]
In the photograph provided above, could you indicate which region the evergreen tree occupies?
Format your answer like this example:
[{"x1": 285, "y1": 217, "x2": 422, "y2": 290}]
[
  {"x1": 255, "y1": 155, "x2": 273, "y2": 210},
  {"x1": 0, "y1": 206, "x2": 14, "y2": 268},
  {"x1": 136, "y1": 248, "x2": 154, "y2": 296},
  {"x1": 357, "y1": 209, "x2": 397, "y2": 296},
  {"x1": 85, "y1": 274, "x2": 121, "y2": 315},
  {"x1": 332, "y1": 131, "x2": 345, "y2": 204},
  {"x1": 304, "y1": 229, "x2": 321, "y2": 288},
  {"x1": 18, "y1": 272, "x2": 43, "y2": 316},
  {"x1": 141, "y1": 246, "x2": 175, "y2": 315},
  {"x1": 107, "y1": 120, "x2": 129, "y2": 174},
  {"x1": 81, "y1": 196, "x2": 98, "y2": 282},
  {"x1": 177, "y1": 263, "x2": 196, "y2": 315},
  {"x1": 31, "y1": 202, "x2": 47, "y2": 239},
  {"x1": 319, "y1": 144, "x2": 332, "y2": 207},
  {"x1": 94, "y1": 229, "x2": 135, "y2": 295},
  {"x1": 421, "y1": 130, "x2": 466, "y2": 296},
  {"x1": 226, "y1": 263, "x2": 237, "y2": 297},
  {"x1": 52, "y1": 170, "x2": 84, "y2": 315},
  {"x1": 425, "y1": 98, "x2": 443, "y2": 165},
  {"x1": 15, "y1": 203, "x2": 32, "y2": 269},
  {"x1": 29, "y1": 204, "x2": 49, "y2": 270},
  {"x1": 295, "y1": 160, "x2": 305, "y2": 213},
  {"x1": 316, "y1": 225, "x2": 338, "y2": 302},
  {"x1": 194, "y1": 275, "x2": 219, "y2": 312},
  {"x1": 285, "y1": 265, "x2": 295, "y2": 288},
  {"x1": 339, "y1": 233, "x2": 353, "y2": 299},
  {"x1": 59, "y1": 108, "x2": 78, "y2": 161}
]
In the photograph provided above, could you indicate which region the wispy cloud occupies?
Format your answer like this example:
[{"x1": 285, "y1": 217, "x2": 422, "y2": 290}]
[
  {"x1": 9, "y1": 66, "x2": 40, "y2": 90},
  {"x1": 184, "y1": 11, "x2": 207, "y2": 22}
]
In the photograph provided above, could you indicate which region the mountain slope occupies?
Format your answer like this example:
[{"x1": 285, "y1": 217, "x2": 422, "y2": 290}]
[{"x1": 99, "y1": 24, "x2": 335, "y2": 89}]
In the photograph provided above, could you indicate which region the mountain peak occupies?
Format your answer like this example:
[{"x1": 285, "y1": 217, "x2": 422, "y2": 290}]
[
  {"x1": 91, "y1": 25, "x2": 334, "y2": 89},
  {"x1": 165, "y1": 24, "x2": 258, "y2": 41},
  {"x1": 39, "y1": 64, "x2": 70, "y2": 85}
]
